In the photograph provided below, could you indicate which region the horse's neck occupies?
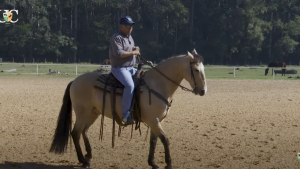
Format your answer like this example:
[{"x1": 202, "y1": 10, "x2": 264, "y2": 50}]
[{"x1": 144, "y1": 57, "x2": 185, "y2": 100}]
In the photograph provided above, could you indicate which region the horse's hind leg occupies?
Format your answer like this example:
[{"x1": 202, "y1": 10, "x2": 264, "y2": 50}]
[
  {"x1": 71, "y1": 119, "x2": 87, "y2": 166},
  {"x1": 282, "y1": 68, "x2": 286, "y2": 76},
  {"x1": 148, "y1": 131, "x2": 159, "y2": 169},
  {"x1": 82, "y1": 126, "x2": 92, "y2": 162},
  {"x1": 82, "y1": 110, "x2": 99, "y2": 162},
  {"x1": 71, "y1": 108, "x2": 91, "y2": 168}
]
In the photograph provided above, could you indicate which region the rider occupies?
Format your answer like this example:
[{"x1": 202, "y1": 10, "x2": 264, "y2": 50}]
[{"x1": 109, "y1": 16, "x2": 140, "y2": 125}]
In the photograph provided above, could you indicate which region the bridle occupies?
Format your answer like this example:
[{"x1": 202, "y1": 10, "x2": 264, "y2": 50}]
[{"x1": 139, "y1": 55, "x2": 198, "y2": 93}]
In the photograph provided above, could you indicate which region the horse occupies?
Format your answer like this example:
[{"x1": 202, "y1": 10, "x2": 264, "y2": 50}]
[
  {"x1": 265, "y1": 61, "x2": 286, "y2": 76},
  {"x1": 102, "y1": 59, "x2": 110, "y2": 65},
  {"x1": 49, "y1": 49, "x2": 207, "y2": 169}
]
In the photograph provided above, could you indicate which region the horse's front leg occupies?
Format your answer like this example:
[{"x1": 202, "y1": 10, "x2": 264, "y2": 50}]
[
  {"x1": 159, "y1": 134, "x2": 172, "y2": 169},
  {"x1": 148, "y1": 120, "x2": 173, "y2": 169},
  {"x1": 148, "y1": 131, "x2": 159, "y2": 169}
]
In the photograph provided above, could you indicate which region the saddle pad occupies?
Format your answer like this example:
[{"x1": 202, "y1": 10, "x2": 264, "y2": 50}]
[{"x1": 94, "y1": 74, "x2": 143, "y2": 94}]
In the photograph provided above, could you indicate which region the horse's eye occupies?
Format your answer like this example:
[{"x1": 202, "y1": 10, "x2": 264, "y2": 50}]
[{"x1": 195, "y1": 69, "x2": 200, "y2": 72}]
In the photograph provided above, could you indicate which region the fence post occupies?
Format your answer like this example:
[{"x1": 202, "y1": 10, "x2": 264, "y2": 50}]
[
  {"x1": 233, "y1": 67, "x2": 235, "y2": 78},
  {"x1": 36, "y1": 64, "x2": 39, "y2": 75},
  {"x1": 273, "y1": 68, "x2": 275, "y2": 79},
  {"x1": 76, "y1": 65, "x2": 78, "y2": 76}
]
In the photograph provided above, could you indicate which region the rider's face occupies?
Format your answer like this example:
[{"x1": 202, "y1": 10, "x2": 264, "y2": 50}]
[{"x1": 120, "y1": 24, "x2": 134, "y2": 36}]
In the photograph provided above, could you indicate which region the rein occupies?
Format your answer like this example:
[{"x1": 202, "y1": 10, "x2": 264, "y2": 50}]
[{"x1": 139, "y1": 56, "x2": 197, "y2": 93}]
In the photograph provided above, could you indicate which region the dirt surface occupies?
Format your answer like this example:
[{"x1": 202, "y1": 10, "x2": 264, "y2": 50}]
[{"x1": 0, "y1": 77, "x2": 300, "y2": 169}]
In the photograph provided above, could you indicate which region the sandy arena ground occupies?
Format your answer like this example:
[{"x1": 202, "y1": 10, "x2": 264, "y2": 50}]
[{"x1": 0, "y1": 77, "x2": 300, "y2": 169}]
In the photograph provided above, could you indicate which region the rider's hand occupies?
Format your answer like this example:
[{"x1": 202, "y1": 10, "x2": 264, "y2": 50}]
[
  {"x1": 132, "y1": 50, "x2": 140, "y2": 56},
  {"x1": 133, "y1": 46, "x2": 140, "y2": 51},
  {"x1": 132, "y1": 46, "x2": 140, "y2": 56}
]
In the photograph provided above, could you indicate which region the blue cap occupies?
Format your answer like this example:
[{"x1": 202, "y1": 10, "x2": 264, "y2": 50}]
[{"x1": 120, "y1": 16, "x2": 135, "y2": 25}]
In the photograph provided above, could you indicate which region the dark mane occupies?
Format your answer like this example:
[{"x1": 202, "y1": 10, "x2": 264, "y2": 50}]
[
  {"x1": 193, "y1": 53, "x2": 204, "y2": 63},
  {"x1": 157, "y1": 53, "x2": 204, "y2": 66}
]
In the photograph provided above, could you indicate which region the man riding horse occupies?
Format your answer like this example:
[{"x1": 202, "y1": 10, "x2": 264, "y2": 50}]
[
  {"x1": 109, "y1": 16, "x2": 140, "y2": 125},
  {"x1": 49, "y1": 15, "x2": 208, "y2": 169}
]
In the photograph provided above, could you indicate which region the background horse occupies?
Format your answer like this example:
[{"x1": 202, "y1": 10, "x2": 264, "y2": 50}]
[
  {"x1": 49, "y1": 50, "x2": 207, "y2": 169},
  {"x1": 265, "y1": 61, "x2": 286, "y2": 76},
  {"x1": 102, "y1": 59, "x2": 110, "y2": 65}
]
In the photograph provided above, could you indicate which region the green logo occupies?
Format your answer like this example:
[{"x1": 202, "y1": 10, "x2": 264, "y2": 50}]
[
  {"x1": 0, "y1": 9, "x2": 18, "y2": 23},
  {"x1": 3, "y1": 11, "x2": 12, "y2": 22}
]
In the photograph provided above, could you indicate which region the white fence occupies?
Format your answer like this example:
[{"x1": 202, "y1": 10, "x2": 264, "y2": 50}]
[
  {"x1": 1, "y1": 63, "x2": 300, "y2": 79},
  {"x1": 0, "y1": 63, "x2": 111, "y2": 76}
]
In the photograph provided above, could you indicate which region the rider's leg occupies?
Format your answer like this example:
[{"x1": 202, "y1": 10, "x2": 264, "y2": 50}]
[{"x1": 111, "y1": 67, "x2": 135, "y2": 123}]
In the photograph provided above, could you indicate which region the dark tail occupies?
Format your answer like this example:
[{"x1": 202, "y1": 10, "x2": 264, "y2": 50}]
[{"x1": 49, "y1": 81, "x2": 73, "y2": 154}]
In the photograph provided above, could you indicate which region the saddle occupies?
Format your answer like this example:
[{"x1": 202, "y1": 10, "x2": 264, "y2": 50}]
[
  {"x1": 94, "y1": 64, "x2": 145, "y2": 147},
  {"x1": 94, "y1": 71, "x2": 144, "y2": 94}
]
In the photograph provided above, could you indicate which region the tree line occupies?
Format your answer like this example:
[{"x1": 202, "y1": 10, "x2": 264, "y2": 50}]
[{"x1": 0, "y1": 0, "x2": 300, "y2": 65}]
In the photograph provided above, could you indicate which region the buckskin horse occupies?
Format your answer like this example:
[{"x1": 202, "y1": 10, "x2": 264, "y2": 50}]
[
  {"x1": 49, "y1": 49, "x2": 207, "y2": 169},
  {"x1": 265, "y1": 61, "x2": 286, "y2": 76}
]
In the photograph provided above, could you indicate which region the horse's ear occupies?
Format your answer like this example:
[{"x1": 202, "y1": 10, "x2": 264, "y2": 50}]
[
  {"x1": 187, "y1": 51, "x2": 194, "y2": 61},
  {"x1": 192, "y1": 49, "x2": 198, "y2": 55}
]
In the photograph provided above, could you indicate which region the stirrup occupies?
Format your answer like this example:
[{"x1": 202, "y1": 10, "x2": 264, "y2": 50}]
[{"x1": 122, "y1": 116, "x2": 135, "y2": 125}]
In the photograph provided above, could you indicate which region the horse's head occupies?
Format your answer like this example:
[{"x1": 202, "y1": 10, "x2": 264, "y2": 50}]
[
  {"x1": 265, "y1": 68, "x2": 269, "y2": 76},
  {"x1": 183, "y1": 49, "x2": 207, "y2": 96}
]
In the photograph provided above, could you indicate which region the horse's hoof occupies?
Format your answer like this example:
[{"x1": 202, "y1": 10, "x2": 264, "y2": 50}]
[
  {"x1": 151, "y1": 164, "x2": 160, "y2": 169},
  {"x1": 165, "y1": 165, "x2": 173, "y2": 169},
  {"x1": 82, "y1": 162, "x2": 91, "y2": 169},
  {"x1": 84, "y1": 154, "x2": 92, "y2": 162}
]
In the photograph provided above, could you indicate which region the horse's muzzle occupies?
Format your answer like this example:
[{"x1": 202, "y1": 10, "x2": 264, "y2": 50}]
[
  {"x1": 193, "y1": 87, "x2": 206, "y2": 96},
  {"x1": 199, "y1": 89, "x2": 205, "y2": 96}
]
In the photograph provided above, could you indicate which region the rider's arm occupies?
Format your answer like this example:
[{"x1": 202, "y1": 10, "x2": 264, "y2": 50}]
[
  {"x1": 111, "y1": 36, "x2": 139, "y2": 58},
  {"x1": 121, "y1": 46, "x2": 140, "y2": 58},
  {"x1": 120, "y1": 51, "x2": 136, "y2": 58}
]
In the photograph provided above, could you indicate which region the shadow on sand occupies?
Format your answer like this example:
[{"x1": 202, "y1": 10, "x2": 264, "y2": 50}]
[{"x1": 0, "y1": 161, "x2": 81, "y2": 169}]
